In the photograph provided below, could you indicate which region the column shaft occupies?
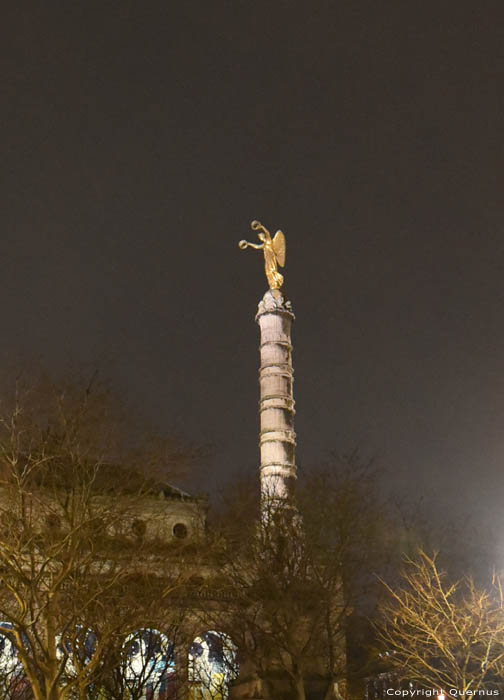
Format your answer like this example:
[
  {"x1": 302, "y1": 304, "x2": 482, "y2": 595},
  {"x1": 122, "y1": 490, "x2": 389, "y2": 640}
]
[{"x1": 255, "y1": 290, "x2": 297, "y2": 503}]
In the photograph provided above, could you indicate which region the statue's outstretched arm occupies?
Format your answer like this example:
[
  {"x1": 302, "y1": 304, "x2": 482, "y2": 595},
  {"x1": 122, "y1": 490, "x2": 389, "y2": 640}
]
[
  {"x1": 239, "y1": 240, "x2": 264, "y2": 250},
  {"x1": 251, "y1": 220, "x2": 270, "y2": 237}
]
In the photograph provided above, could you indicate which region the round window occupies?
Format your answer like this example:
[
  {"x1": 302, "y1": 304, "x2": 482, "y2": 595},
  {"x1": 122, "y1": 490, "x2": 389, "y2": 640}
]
[
  {"x1": 131, "y1": 519, "x2": 146, "y2": 538},
  {"x1": 173, "y1": 523, "x2": 188, "y2": 539}
]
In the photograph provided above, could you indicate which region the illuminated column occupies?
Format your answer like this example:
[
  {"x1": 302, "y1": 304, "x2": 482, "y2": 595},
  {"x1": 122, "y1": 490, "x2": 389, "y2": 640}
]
[{"x1": 256, "y1": 288, "x2": 297, "y2": 505}]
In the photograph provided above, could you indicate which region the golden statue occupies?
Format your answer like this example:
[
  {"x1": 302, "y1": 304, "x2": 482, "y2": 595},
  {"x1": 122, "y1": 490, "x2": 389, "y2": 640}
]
[{"x1": 239, "y1": 220, "x2": 286, "y2": 290}]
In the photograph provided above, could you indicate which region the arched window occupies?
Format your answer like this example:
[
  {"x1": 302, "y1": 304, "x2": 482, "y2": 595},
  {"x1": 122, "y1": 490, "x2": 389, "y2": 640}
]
[
  {"x1": 123, "y1": 628, "x2": 176, "y2": 699},
  {"x1": 0, "y1": 622, "x2": 23, "y2": 696},
  {"x1": 188, "y1": 631, "x2": 238, "y2": 699}
]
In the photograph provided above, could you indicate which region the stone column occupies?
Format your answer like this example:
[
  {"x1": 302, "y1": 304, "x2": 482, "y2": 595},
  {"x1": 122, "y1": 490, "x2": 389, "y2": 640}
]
[{"x1": 255, "y1": 289, "x2": 297, "y2": 505}]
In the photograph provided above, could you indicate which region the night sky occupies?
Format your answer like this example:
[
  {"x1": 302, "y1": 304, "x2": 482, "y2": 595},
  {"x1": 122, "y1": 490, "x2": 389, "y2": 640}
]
[{"x1": 3, "y1": 3, "x2": 504, "y2": 536}]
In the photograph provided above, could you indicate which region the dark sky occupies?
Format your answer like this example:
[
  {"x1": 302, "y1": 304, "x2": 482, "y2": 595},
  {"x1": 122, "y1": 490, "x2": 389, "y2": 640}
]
[{"x1": 2, "y1": 3, "x2": 504, "y2": 537}]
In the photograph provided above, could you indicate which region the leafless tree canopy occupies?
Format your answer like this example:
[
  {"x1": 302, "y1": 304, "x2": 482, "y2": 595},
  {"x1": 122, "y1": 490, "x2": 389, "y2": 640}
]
[
  {"x1": 378, "y1": 550, "x2": 504, "y2": 693},
  {"x1": 0, "y1": 374, "x2": 202, "y2": 700},
  {"x1": 204, "y1": 456, "x2": 392, "y2": 700}
]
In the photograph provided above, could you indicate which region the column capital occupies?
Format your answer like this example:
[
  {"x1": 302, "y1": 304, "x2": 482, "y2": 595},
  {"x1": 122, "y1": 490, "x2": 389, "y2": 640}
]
[{"x1": 256, "y1": 289, "x2": 295, "y2": 322}]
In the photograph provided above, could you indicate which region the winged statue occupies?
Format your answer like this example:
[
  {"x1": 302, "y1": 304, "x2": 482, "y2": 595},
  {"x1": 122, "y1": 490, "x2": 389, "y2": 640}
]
[{"x1": 239, "y1": 220, "x2": 286, "y2": 290}]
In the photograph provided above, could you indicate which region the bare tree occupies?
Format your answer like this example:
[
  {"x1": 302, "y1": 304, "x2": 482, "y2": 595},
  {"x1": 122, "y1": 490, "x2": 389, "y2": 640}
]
[
  {"x1": 377, "y1": 550, "x2": 504, "y2": 693},
  {"x1": 0, "y1": 374, "x2": 202, "y2": 700},
  {"x1": 204, "y1": 456, "x2": 391, "y2": 700}
]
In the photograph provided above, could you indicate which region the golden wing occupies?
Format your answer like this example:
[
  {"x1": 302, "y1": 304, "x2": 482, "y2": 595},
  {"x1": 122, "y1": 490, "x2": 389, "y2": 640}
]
[{"x1": 272, "y1": 230, "x2": 286, "y2": 267}]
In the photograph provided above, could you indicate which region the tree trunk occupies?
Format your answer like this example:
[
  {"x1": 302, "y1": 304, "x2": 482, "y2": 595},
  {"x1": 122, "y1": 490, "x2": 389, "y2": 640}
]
[
  {"x1": 292, "y1": 674, "x2": 306, "y2": 700},
  {"x1": 323, "y1": 679, "x2": 345, "y2": 700},
  {"x1": 45, "y1": 685, "x2": 62, "y2": 700},
  {"x1": 45, "y1": 620, "x2": 62, "y2": 700}
]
